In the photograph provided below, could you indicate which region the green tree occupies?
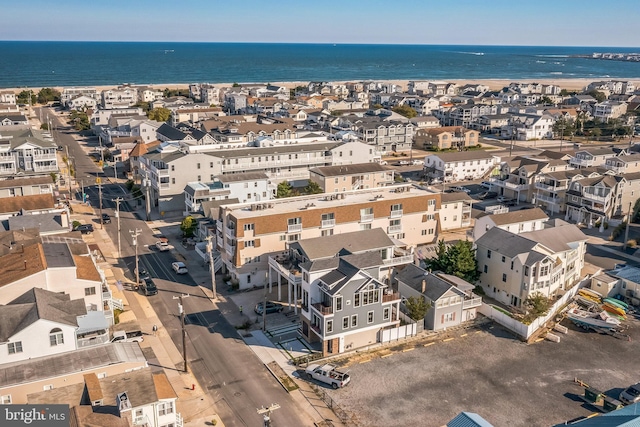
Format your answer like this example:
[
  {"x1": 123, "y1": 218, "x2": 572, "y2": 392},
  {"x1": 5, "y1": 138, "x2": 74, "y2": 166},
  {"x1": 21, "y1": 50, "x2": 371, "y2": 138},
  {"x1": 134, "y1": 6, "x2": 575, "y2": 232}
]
[
  {"x1": 148, "y1": 107, "x2": 171, "y2": 122},
  {"x1": 232, "y1": 82, "x2": 241, "y2": 88},
  {"x1": 372, "y1": 103, "x2": 383, "y2": 109},
  {"x1": 586, "y1": 90, "x2": 606, "y2": 103},
  {"x1": 589, "y1": 127, "x2": 602, "y2": 141},
  {"x1": 69, "y1": 110, "x2": 90, "y2": 131},
  {"x1": 405, "y1": 296, "x2": 430, "y2": 321},
  {"x1": 559, "y1": 89, "x2": 571, "y2": 96},
  {"x1": 133, "y1": 101, "x2": 151, "y2": 113},
  {"x1": 522, "y1": 293, "x2": 552, "y2": 324},
  {"x1": 16, "y1": 90, "x2": 36, "y2": 105},
  {"x1": 49, "y1": 172, "x2": 58, "y2": 184},
  {"x1": 37, "y1": 87, "x2": 61, "y2": 104},
  {"x1": 180, "y1": 216, "x2": 197, "y2": 237},
  {"x1": 552, "y1": 117, "x2": 576, "y2": 138},
  {"x1": 425, "y1": 239, "x2": 479, "y2": 283},
  {"x1": 391, "y1": 105, "x2": 417, "y2": 119},
  {"x1": 303, "y1": 181, "x2": 323, "y2": 195},
  {"x1": 276, "y1": 181, "x2": 293, "y2": 198},
  {"x1": 40, "y1": 123, "x2": 49, "y2": 130}
]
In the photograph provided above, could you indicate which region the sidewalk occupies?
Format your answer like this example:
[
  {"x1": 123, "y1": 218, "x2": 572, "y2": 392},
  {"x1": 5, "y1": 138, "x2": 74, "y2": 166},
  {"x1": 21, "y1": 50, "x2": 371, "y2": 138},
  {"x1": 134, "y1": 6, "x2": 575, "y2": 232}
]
[{"x1": 70, "y1": 203, "x2": 223, "y2": 427}]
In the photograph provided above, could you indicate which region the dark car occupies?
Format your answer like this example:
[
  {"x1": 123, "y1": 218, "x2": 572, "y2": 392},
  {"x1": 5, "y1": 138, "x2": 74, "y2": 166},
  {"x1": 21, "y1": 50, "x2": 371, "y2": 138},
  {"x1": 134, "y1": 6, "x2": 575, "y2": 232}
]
[
  {"x1": 139, "y1": 277, "x2": 158, "y2": 296},
  {"x1": 254, "y1": 301, "x2": 284, "y2": 315},
  {"x1": 134, "y1": 267, "x2": 149, "y2": 281},
  {"x1": 101, "y1": 213, "x2": 111, "y2": 224},
  {"x1": 74, "y1": 224, "x2": 94, "y2": 234}
]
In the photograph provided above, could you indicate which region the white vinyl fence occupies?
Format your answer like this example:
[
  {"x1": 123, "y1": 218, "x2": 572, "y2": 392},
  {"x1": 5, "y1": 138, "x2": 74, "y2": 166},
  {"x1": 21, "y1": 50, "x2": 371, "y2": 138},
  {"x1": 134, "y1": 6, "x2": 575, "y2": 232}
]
[
  {"x1": 478, "y1": 274, "x2": 597, "y2": 340},
  {"x1": 380, "y1": 323, "x2": 418, "y2": 343}
]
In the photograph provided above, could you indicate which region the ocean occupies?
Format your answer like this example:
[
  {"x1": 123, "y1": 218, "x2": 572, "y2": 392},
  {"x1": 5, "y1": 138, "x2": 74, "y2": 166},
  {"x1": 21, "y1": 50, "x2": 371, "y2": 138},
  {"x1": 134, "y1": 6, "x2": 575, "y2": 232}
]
[{"x1": 0, "y1": 41, "x2": 639, "y2": 88}]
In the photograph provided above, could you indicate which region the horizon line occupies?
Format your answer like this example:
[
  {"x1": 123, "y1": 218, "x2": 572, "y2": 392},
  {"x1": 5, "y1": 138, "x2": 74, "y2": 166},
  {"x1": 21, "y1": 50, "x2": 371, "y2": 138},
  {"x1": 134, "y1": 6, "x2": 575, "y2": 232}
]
[{"x1": 0, "y1": 40, "x2": 639, "y2": 49}]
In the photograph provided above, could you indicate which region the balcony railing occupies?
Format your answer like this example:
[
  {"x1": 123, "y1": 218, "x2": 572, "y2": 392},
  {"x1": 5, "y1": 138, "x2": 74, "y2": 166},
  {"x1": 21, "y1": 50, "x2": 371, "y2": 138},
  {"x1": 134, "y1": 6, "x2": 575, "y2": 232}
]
[
  {"x1": 382, "y1": 292, "x2": 401, "y2": 303},
  {"x1": 390, "y1": 209, "x2": 403, "y2": 218},
  {"x1": 535, "y1": 181, "x2": 567, "y2": 192},
  {"x1": 489, "y1": 178, "x2": 506, "y2": 187},
  {"x1": 360, "y1": 214, "x2": 374, "y2": 223},
  {"x1": 225, "y1": 226, "x2": 236, "y2": 239},
  {"x1": 571, "y1": 158, "x2": 594, "y2": 167},
  {"x1": 582, "y1": 192, "x2": 608, "y2": 203},
  {"x1": 382, "y1": 254, "x2": 414, "y2": 267},
  {"x1": 321, "y1": 219, "x2": 335, "y2": 229},
  {"x1": 462, "y1": 295, "x2": 483, "y2": 309},
  {"x1": 268, "y1": 256, "x2": 302, "y2": 284},
  {"x1": 387, "y1": 225, "x2": 402, "y2": 233},
  {"x1": 311, "y1": 301, "x2": 333, "y2": 315},
  {"x1": 536, "y1": 194, "x2": 564, "y2": 204},
  {"x1": 216, "y1": 235, "x2": 223, "y2": 248},
  {"x1": 504, "y1": 181, "x2": 529, "y2": 191},
  {"x1": 225, "y1": 243, "x2": 236, "y2": 256},
  {"x1": 76, "y1": 331, "x2": 110, "y2": 348},
  {"x1": 33, "y1": 153, "x2": 57, "y2": 160},
  {"x1": 288, "y1": 223, "x2": 302, "y2": 233}
]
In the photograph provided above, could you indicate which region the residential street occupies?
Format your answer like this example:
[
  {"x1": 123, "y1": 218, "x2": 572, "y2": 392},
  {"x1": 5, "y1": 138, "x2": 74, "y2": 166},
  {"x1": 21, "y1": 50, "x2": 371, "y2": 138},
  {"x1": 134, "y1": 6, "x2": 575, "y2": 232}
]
[{"x1": 43, "y1": 108, "x2": 316, "y2": 427}]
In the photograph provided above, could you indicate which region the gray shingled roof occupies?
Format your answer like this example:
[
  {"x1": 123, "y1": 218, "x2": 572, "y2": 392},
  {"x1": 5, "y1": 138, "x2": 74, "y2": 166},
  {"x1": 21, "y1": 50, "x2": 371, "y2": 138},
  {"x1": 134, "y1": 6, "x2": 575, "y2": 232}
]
[
  {"x1": 217, "y1": 172, "x2": 269, "y2": 182},
  {"x1": 395, "y1": 265, "x2": 463, "y2": 301},
  {"x1": 520, "y1": 223, "x2": 587, "y2": 252},
  {"x1": 0, "y1": 288, "x2": 86, "y2": 341},
  {"x1": 8, "y1": 213, "x2": 64, "y2": 234},
  {"x1": 489, "y1": 208, "x2": 548, "y2": 226},
  {"x1": 291, "y1": 228, "x2": 393, "y2": 261},
  {"x1": 441, "y1": 192, "x2": 473, "y2": 203},
  {"x1": 475, "y1": 227, "x2": 537, "y2": 258},
  {"x1": 157, "y1": 123, "x2": 188, "y2": 140}
]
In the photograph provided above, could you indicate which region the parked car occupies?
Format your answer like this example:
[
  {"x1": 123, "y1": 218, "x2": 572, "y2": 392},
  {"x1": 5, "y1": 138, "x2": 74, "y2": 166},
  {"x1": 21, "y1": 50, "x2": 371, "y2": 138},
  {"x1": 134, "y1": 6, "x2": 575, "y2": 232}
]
[
  {"x1": 411, "y1": 159, "x2": 424, "y2": 165},
  {"x1": 111, "y1": 330, "x2": 144, "y2": 343},
  {"x1": 379, "y1": 160, "x2": 388, "y2": 165},
  {"x1": 397, "y1": 160, "x2": 410, "y2": 166},
  {"x1": 57, "y1": 145, "x2": 64, "y2": 151},
  {"x1": 101, "y1": 213, "x2": 111, "y2": 224},
  {"x1": 254, "y1": 301, "x2": 284, "y2": 315},
  {"x1": 450, "y1": 186, "x2": 471, "y2": 193},
  {"x1": 139, "y1": 277, "x2": 158, "y2": 296},
  {"x1": 134, "y1": 267, "x2": 149, "y2": 280},
  {"x1": 478, "y1": 191, "x2": 498, "y2": 200},
  {"x1": 497, "y1": 195, "x2": 510, "y2": 203},
  {"x1": 155, "y1": 241, "x2": 170, "y2": 251},
  {"x1": 171, "y1": 262, "x2": 188, "y2": 275},
  {"x1": 620, "y1": 383, "x2": 640, "y2": 404},
  {"x1": 74, "y1": 224, "x2": 94, "y2": 234},
  {"x1": 430, "y1": 178, "x2": 442, "y2": 185}
]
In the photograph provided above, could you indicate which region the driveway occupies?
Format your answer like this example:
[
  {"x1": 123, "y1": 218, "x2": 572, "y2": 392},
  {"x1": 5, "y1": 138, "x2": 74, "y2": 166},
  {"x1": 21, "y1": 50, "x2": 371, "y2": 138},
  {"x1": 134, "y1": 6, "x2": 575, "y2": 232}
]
[{"x1": 327, "y1": 317, "x2": 640, "y2": 427}]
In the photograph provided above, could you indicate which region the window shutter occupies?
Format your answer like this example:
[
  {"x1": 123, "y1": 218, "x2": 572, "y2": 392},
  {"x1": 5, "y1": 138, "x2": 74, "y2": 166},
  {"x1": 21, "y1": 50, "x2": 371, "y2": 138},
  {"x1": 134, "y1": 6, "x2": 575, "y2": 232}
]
[
  {"x1": 255, "y1": 239, "x2": 261, "y2": 248},
  {"x1": 453, "y1": 312, "x2": 456, "y2": 321},
  {"x1": 441, "y1": 314, "x2": 444, "y2": 324}
]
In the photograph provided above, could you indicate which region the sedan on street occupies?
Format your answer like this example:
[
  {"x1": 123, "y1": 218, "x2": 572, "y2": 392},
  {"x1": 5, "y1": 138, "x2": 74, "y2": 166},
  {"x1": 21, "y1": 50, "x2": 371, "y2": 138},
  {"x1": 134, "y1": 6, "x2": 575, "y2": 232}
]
[
  {"x1": 171, "y1": 262, "x2": 188, "y2": 275},
  {"x1": 254, "y1": 301, "x2": 284, "y2": 315}
]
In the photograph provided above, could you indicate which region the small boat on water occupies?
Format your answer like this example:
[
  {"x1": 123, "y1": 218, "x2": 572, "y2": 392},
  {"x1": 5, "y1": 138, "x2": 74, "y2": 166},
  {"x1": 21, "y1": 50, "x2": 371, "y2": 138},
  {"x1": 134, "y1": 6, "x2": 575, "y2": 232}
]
[
  {"x1": 603, "y1": 298, "x2": 629, "y2": 312},
  {"x1": 566, "y1": 307, "x2": 621, "y2": 329}
]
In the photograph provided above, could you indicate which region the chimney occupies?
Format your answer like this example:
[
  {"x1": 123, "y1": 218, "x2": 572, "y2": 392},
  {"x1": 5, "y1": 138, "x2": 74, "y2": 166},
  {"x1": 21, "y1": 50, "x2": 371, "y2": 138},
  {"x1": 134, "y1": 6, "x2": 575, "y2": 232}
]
[{"x1": 421, "y1": 279, "x2": 426, "y2": 294}]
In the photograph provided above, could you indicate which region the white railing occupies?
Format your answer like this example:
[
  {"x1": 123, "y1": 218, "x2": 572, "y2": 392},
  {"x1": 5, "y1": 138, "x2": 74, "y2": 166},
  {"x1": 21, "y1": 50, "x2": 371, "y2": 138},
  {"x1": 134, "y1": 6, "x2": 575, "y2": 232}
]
[
  {"x1": 390, "y1": 209, "x2": 403, "y2": 218},
  {"x1": 536, "y1": 194, "x2": 563, "y2": 204},
  {"x1": 112, "y1": 299, "x2": 124, "y2": 311},
  {"x1": 382, "y1": 254, "x2": 413, "y2": 266},
  {"x1": 77, "y1": 332, "x2": 110, "y2": 348},
  {"x1": 33, "y1": 153, "x2": 57, "y2": 160},
  {"x1": 387, "y1": 225, "x2": 402, "y2": 233},
  {"x1": 288, "y1": 223, "x2": 302, "y2": 233},
  {"x1": 582, "y1": 192, "x2": 608, "y2": 203},
  {"x1": 321, "y1": 219, "x2": 335, "y2": 228},
  {"x1": 462, "y1": 295, "x2": 483, "y2": 309},
  {"x1": 504, "y1": 181, "x2": 529, "y2": 191},
  {"x1": 571, "y1": 158, "x2": 594, "y2": 167},
  {"x1": 535, "y1": 181, "x2": 567, "y2": 191},
  {"x1": 360, "y1": 214, "x2": 374, "y2": 223},
  {"x1": 159, "y1": 182, "x2": 170, "y2": 189},
  {"x1": 33, "y1": 164, "x2": 58, "y2": 172},
  {"x1": 225, "y1": 244, "x2": 235, "y2": 256},
  {"x1": 157, "y1": 169, "x2": 170, "y2": 177}
]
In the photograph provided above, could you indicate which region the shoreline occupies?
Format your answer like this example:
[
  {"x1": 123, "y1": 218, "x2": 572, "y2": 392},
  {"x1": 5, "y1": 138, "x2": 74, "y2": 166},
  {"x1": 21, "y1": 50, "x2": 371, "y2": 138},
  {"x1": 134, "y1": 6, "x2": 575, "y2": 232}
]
[{"x1": 4, "y1": 78, "x2": 637, "y2": 95}]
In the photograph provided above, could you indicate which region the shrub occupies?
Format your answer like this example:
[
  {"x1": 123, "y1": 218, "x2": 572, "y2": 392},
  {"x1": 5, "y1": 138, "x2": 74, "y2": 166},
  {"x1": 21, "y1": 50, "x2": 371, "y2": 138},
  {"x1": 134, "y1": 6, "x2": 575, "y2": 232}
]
[
  {"x1": 125, "y1": 180, "x2": 135, "y2": 191},
  {"x1": 72, "y1": 220, "x2": 81, "y2": 229},
  {"x1": 628, "y1": 239, "x2": 637, "y2": 248}
]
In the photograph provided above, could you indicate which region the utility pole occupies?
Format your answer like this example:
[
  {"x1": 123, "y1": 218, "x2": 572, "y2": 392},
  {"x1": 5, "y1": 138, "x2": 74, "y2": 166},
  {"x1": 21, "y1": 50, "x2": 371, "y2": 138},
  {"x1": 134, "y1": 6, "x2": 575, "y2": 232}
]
[
  {"x1": 173, "y1": 294, "x2": 190, "y2": 372},
  {"x1": 257, "y1": 404, "x2": 280, "y2": 427},
  {"x1": 623, "y1": 202, "x2": 633, "y2": 250},
  {"x1": 144, "y1": 177, "x2": 152, "y2": 221},
  {"x1": 113, "y1": 197, "x2": 123, "y2": 258},
  {"x1": 98, "y1": 177, "x2": 103, "y2": 229},
  {"x1": 206, "y1": 237, "x2": 217, "y2": 300},
  {"x1": 130, "y1": 229, "x2": 142, "y2": 286}
]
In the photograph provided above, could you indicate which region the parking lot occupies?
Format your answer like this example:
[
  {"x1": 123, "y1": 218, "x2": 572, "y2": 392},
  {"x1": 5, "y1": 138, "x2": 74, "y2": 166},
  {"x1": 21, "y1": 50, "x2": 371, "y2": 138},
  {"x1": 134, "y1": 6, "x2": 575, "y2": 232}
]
[{"x1": 327, "y1": 316, "x2": 640, "y2": 427}]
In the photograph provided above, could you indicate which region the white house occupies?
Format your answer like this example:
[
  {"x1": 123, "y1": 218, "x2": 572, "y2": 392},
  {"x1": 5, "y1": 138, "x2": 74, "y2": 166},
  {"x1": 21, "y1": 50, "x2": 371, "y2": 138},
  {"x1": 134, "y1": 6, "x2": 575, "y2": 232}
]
[
  {"x1": 67, "y1": 95, "x2": 98, "y2": 111},
  {"x1": 475, "y1": 219, "x2": 588, "y2": 308},
  {"x1": 424, "y1": 151, "x2": 500, "y2": 182},
  {"x1": 184, "y1": 172, "x2": 273, "y2": 212},
  {"x1": 472, "y1": 208, "x2": 549, "y2": 241},
  {"x1": 439, "y1": 192, "x2": 473, "y2": 231},
  {"x1": 28, "y1": 368, "x2": 181, "y2": 427}
]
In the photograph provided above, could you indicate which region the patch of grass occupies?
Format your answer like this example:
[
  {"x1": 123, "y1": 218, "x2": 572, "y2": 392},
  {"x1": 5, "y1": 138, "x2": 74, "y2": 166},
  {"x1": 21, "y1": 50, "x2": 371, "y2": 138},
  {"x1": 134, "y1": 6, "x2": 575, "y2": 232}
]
[{"x1": 114, "y1": 308, "x2": 123, "y2": 324}]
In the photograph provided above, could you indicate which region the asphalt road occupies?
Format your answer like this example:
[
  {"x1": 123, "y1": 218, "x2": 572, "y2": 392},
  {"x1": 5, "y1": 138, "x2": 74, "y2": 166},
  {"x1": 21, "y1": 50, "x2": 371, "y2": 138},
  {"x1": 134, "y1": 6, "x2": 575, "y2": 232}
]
[{"x1": 43, "y1": 108, "x2": 313, "y2": 427}]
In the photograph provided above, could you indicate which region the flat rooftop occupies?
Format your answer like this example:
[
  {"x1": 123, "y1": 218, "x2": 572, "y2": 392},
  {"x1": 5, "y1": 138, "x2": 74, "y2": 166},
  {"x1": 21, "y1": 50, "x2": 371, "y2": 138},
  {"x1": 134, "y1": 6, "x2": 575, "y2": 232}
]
[{"x1": 227, "y1": 184, "x2": 438, "y2": 219}]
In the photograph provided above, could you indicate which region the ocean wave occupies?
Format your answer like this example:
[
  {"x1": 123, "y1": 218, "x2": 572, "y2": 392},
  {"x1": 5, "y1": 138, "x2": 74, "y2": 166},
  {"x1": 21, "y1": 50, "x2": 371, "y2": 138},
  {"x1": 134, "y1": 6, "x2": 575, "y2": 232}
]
[
  {"x1": 456, "y1": 51, "x2": 485, "y2": 56},
  {"x1": 549, "y1": 72, "x2": 563, "y2": 75},
  {"x1": 536, "y1": 60, "x2": 546, "y2": 63},
  {"x1": 536, "y1": 54, "x2": 570, "y2": 58}
]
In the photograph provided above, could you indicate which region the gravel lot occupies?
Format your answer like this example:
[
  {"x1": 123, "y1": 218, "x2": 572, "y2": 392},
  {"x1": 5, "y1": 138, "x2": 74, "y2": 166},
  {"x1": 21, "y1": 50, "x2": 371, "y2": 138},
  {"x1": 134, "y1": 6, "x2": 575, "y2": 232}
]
[{"x1": 326, "y1": 316, "x2": 640, "y2": 427}]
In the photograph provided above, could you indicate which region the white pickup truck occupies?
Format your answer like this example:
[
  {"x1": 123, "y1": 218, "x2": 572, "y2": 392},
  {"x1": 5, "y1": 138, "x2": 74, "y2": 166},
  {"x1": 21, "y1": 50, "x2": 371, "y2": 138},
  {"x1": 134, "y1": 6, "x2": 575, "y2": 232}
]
[
  {"x1": 111, "y1": 330, "x2": 144, "y2": 343},
  {"x1": 304, "y1": 364, "x2": 350, "y2": 389}
]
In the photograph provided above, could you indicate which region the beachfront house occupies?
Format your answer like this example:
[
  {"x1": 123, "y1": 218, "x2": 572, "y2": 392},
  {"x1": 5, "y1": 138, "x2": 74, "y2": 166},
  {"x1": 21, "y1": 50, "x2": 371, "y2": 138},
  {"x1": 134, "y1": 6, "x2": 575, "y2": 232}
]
[{"x1": 423, "y1": 151, "x2": 500, "y2": 182}]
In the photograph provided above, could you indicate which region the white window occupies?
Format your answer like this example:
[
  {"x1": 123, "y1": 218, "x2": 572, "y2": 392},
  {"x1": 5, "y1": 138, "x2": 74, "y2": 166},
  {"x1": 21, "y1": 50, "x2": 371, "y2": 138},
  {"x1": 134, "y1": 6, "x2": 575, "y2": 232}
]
[
  {"x1": 443, "y1": 312, "x2": 454, "y2": 322},
  {"x1": 85, "y1": 287, "x2": 96, "y2": 296},
  {"x1": 342, "y1": 317, "x2": 349, "y2": 329},
  {"x1": 8, "y1": 341, "x2": 22, "y2": 354},
  {"x1": 158, "y1": 401, "x2": 174, "y2": 416},
  {"x1": 383, "y1": 307, "x2": 390, "y2": 320},
  {"x1": 245, "y1": 240, "x2": 255, "y2": 247},
  {"x1": 50, "y1": 328, "x2": 64, "y2": 346},
  {"x1": 360, "y1": 223, "x2": 372, "y2": 230},
  {"x1": 0, "y1": 394, "x2": 11, "y2": 404},
  {"x1": 351, "y1": 314, "x2": 358, "y2": 327},
  {"x1": 367, "y1": 311, "x2": 374, "y2": 324}
]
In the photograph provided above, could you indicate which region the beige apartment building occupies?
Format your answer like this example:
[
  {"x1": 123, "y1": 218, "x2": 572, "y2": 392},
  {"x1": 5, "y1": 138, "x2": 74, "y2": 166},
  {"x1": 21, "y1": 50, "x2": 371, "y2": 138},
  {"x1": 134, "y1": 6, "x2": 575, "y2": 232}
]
[
  {"x1": 308, "y1": 163, "x2": 395, "y2": 193},
  {"x1": 217, "y1": 184, "x2": 449, "y2": 289}
]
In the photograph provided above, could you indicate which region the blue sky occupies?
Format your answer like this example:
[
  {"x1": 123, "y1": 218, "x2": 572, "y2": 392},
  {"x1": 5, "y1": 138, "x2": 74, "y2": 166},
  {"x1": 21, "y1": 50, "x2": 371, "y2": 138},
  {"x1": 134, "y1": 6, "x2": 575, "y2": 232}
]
[{"x1": 1, "y1": 0, "x2": 639, "y2": 46}]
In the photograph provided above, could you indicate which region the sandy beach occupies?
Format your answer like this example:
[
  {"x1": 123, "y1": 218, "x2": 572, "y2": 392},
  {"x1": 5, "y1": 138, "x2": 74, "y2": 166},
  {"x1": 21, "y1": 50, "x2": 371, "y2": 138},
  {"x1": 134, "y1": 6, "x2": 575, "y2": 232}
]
[{"x1": 3, "y1": 78, "x2": 632, "y2": 95}]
